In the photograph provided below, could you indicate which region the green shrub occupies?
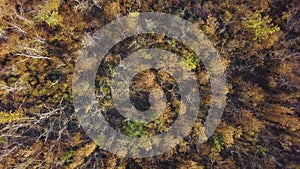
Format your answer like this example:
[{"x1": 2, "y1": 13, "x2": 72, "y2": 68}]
[
  {"x1": 61, "y1": 150, "x2": 73, "y2": 163},
  {"x1": 123, "y1": 121, "x2": 151, "y2": 138},
  {"x1": 180, "y1": 50, "x2": 199, "y2": 70},
  {"x1": 35, "y1": 0, "x2": 63, "y2": 26},
  {"x1": 41, "y1": 11, "x2": 63, "y2": 26},
  {"x1": 209, "y1": 135, "x2": 225, "y2": 158},
  {"x1": 243, "y1": 13, "x2": 280, "y2": 41}
]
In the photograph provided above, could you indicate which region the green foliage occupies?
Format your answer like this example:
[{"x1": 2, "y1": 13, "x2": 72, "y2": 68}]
[
  {"x1": 61, "y1": 150, "x2": 73, "y2": 163},
  {"x1": 35, "y1": 0, "x2": 63, "y2": 26},
  {"x1": 44, "y1": 11, "x2": 63, "y2": 26},
  {"x1": 209, "y1": 135, "x2": 225, "y2": 158},
  {"x1": 243, "y1": 13, "x2": 280, "y2": 41},
  {"x1": 123, "y1": 121, "x2": 151, "y2": 138},
  {"x1": 0, "y1": 136, "x2": 6, "y2": 144},
  {"x1": 101, "y1": 85, "x2": 111, "y2": 95},
  {"x1": 255, "y1": 145, "x2": 268, "y2": 155},
  {"x1": 167, "y1": 39, "x2": 177, "y2": 48},
  {"x1": 180, "y1": 50, "x2": 200, "y2": 70}
]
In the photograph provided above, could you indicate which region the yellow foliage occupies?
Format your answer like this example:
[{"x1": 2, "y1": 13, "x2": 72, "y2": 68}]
[
  {"x1": 281, "y1": 12, "x2": 290, "y2": 20},
  {"x1": 67, "y1": 142, "x2": 97, "y2": 169},
  {"x1": 204, "y1": 15, "x2": 218, "y2": 36},
  {"x1": 222, "y1": 10, "x2": 233, "y2": 23},
  {"x1": 241, "y1": 82, "x2": 265, "y2": 106},
  {"x1": 217, "y1": 122, "x2": 238, "y2": 147},
  {"x1": 0, "y1": 109, "x2": 23, "y2": 124},
  {"x1": 70, "y1": 132, "x2": 84, "y2": 147},
  {"x1": 128, "y1": 11, "x2": 140, "y2": 18},
  {"x1": 36, "y1": 0, "x2": 63, "y2": 26},
  {"x1": 263, "y1": 31, "x2": 281, "y2": 48},
  {"x1": 44, "y1": 11, "x2": 63, "y2": 26},
  {"x1": 278, "y1": 62, "x2": 293, "y2": 78},
  {"x1": 271, "y1": 104, "x2": 294, "y2": 115},
  {"x1": 243, "y1": 12, "x2": 280, "y2": 41},
  {"x1": 263, "y1": 104, "x2": 300, "y2": 131},
  {"x1": 103, "y1": 1, "x2": 120, "y2": 20},
  {"x1": 235, "y1": 110, "x2": 264, "y2": 136},
  {"x1": 178, "y1": 160, "x2": 205, "y2": 169},
  {"x1": 44, "y1": 0, "x2": 61, "y2": 12}
]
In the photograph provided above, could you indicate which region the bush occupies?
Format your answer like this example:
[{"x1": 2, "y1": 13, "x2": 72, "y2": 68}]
[{"x1": 243, "y1": 13, "x2": 280, "y2": 41}]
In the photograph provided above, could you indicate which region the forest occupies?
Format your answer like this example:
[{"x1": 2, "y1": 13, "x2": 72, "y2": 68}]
[{"x1": 0, "y1": 0, "x2": 299, "y2": 168}]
